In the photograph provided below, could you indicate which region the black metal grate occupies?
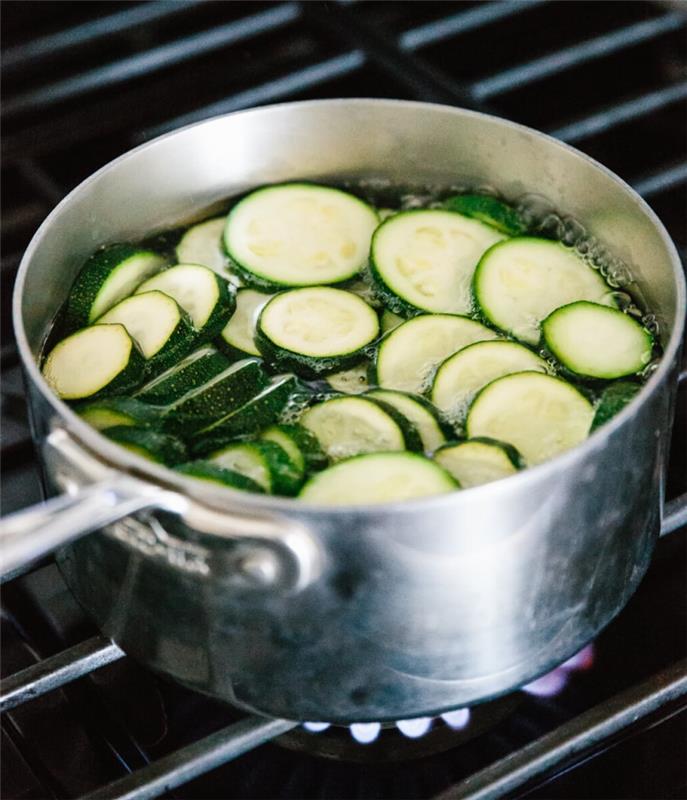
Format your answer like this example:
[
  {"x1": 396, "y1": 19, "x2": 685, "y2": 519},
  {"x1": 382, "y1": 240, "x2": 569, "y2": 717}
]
[{"x1": 2, "y1": 2, "x2": 686, "y2": 798}]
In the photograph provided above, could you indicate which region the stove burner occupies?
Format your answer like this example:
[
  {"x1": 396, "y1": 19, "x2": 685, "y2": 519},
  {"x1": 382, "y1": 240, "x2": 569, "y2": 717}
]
[{"x1": 276, "y1": 645, "x2": 595, "y2": 761}]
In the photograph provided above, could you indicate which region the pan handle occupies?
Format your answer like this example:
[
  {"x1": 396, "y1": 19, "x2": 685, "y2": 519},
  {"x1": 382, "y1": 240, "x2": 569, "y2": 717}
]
[{"x1": 0, "y1": 428, "x2": 321, "y2": 589}]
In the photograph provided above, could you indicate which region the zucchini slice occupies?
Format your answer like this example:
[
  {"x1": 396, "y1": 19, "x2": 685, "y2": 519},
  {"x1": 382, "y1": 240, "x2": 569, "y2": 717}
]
[
  {"x1": 219, "y1": 288, "x2": 272, "y2": 359},
  {"x1": 135, "y1": 263, "x2": 235, "y2": 339},
  {"x1": 431, "y1": 340, "x2": 549, "y2": 418},
  {"x1": 443, "y1": 194, "x2": 526, "y2": 236},
  {"x1": 175, "y1": 217, "x2": 228, "y2": 274},
  {"x1": 42, "y1": 324, "x2": 144, "y2": 400},
  {"x1": 591, "y1": 381, "x2": 641, "y2": 432},
  {"x1": 542, "y1": 301, "x2": 654, "y2": 379},
  {"x1": 370, "y1": 209, "x2": 505, "y2": 315},
  {"x1": 260, "y1": 424, "x2": 328, "y2": 474},
  {"x1": 97, "y1": 291, "x2": 196, "y2": 372},
  {"x1": 64, "y1": 244, "x2": 165, "y2": 330},
  {"x1": 473, "y1": 238, "x2": 613, "y2": 345},
  {"x1": 299, "y1": 452, "x2": 457, "y2": 505},
  {"x1": 434, "y1": 438, "x2": 521, "y2": 488},
  {"x1": 175, "y1": 460, "x2": 265, "y2": 493},
  {"x1": 300, "y1": 396, "x2": 408, "y2": 461},
  {"x1": 224, "y1": 183, "x2": 379, "y2": 288},
  {"x1": 104, "y1": 425, "x2": 187, "y2": 465},
  {"x1": 209, "y1": 441, "x2": 302, "y2": 495},
  {"x1": 366, "y1": 389, "x2": 446, "y2": 452},
  {"x1": 135, "y1": 345, "x2": 231, "y2": 405},
  {"x1": 161, "y1": 359, "x2": 270, "y2": 435},
  {"x1": 193, "y1": 375, "x2": 300, "y2": 454},
  {"x1": 77, "y1": 397, "x2": 161, "y2": 430},
  {"x1": 256, "y1": 287, "x2": 379, "y2": 377},
  {"x1": 373, "y1": 314, "x2": 498, "y2": 394},
  {"x1": 466, "y1": 372, "x2": 594, "y2": 466},
  {"x1": 325, "y1": 363, "x2": 370, "y2": 394}
]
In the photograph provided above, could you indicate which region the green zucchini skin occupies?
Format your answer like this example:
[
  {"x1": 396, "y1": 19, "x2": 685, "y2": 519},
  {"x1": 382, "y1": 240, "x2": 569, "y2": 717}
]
[
  {"x1": 104, "y1": 425, "x2": 187, "y2": 465},
  {"x1": 64, "y1": 244, "x2": 165, "y2": 331},
  {"x1": 160, "y1": 359, "x2": 270, "y2": 435},
  {"x1": 255, "y1": 328, "x2": 370, "y2": 378},
  {"x1": 442, "y1": 194, "x2": 526, "y2": 236},
  {"x1": 363, "y1": 397, "x2": 424, "y2": 452},
  {"x1": 135, "y1": 346, "x2": 231, "y2": 405},
  {"x1": 192, "y1": 375, "x2": 300, "y2": 456},
  {"x1": 174, "y1": 460, "x2": 265, "y2": 493},
  {"x1": 591, "y1": 381, "x2": 642, "y2": 431},
  {"x1": 365, "y1": 388, "x2": 450, "y2": 451},
  {"x1": 76, "y1": 396, "x2": 162, "y2": 429},
  {"x1": 209, "y1": 440, "x2": 303, "y2": 495},
  {"x1": 42, "y1": 324, "x2": 146, "y2": 400},
  {"x1": 260, "y1": 424, "x2": 328, "y2": 473}
]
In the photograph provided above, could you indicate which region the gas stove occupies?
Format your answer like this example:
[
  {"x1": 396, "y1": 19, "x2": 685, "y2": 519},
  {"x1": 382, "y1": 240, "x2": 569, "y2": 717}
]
[{"x1": 2, "y1": 2, "x2": 686, "y2": 798}]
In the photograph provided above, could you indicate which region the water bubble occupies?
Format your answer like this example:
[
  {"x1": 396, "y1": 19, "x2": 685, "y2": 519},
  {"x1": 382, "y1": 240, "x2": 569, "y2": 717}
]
[
  {"x1": 641, "y1": 313, "x2": 660, "y2": 335},
  {"x1": 603, "y1": 290, "x2": 633, "y2": 311},
  {"x1": 561, "y1": 216, "x2": 587, "y2": 247}
]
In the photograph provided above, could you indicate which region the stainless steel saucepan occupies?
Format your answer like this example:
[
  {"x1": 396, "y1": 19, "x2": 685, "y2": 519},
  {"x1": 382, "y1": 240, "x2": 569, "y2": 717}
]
[{"x1": 2, "y1": 100, "x2": 685, "y2": 722}]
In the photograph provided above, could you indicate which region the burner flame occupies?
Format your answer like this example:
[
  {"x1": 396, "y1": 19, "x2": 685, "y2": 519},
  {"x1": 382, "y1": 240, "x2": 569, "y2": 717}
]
[{"x1": 302, "y1": 645, "x2": 595, "y2": 744}]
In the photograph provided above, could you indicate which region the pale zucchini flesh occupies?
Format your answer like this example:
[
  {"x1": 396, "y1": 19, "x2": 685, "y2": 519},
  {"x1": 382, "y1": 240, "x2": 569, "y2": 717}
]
[
  {"x1": 300, "y1": 396, "x2": 406, "y2": 461},
  {"x1": 225, "y1": 183, "x2": 379, "y2": 288},
  {"x1": 473, "y1": 238, "x2": 614, "y2": 345},
  {"x1": 325, "y1": 362, "x2": 370, "y2": 394},
  {"x1": 209, "y1": 441, "x2": 302, "y2": 495},
  {"x1": 135, "y1": 263, "x2": 234, "y2": 336},
  {"x1": 42, "y1": 324, "x2": 144, "y2": 400},
  {"x1": 434, "y1": 438, "x2": 520, "y2": 488},
  {"x1": 257, "y1": 287, "x2": 379, "y2": 376},
  {"x1": 366, "y1": 389, "x2": 446, "y2": 452},
  {"x1": 466, "y1": 371, "x2": 594, "y2": 465},
  {"x1": 431, "y1": 339, "x2": 549, "y2": 418},
  {"x1": 299, "y1": 452, "x2": 457, "y2": 505},
  {"x1": 542, "y1": 301, "x2": 653, "y2": 379},
  {"x1": 370, "y1": 209, "x2": 505, "y2": 315},
  {"x1": 175, "y1": 217, "x2": 228, "y2": 274},
  {"x1": 219, "y1": 288, "x2": 272, "y2": 357},
  {"x1": 374, "y1": 314, "x2": 498, "y2": 394}
]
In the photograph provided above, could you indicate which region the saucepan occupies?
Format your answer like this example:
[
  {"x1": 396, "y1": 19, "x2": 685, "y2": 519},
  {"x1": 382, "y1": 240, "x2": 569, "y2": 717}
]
[{"x1": 2, "y1": 100, "x2": 685, "y2": 722}]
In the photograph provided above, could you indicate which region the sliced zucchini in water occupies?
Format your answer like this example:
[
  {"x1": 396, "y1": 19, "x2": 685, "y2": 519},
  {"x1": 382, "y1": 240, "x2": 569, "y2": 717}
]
[
  {"x1": 434, "y1": 438, "x2": 521, "y2": 488},
  {"x1": 473, "y1": 238, "x2": 613, "y2": 345},
  {"x1": 256, "y1": 287, "x2": 379, "y2": 377},
  {"x1": 260, "y1": 424, "x2": 328, "y2": 473},
  {"x1": 175, "y1": 217, "x2": 228, "y2": 274},
  {"x1": 135, "y1": 345, "x2": 231, "y2": 405},
  {"x1": 224, "y1": 183, "x2": 379, "y2": 289},
  {"x1": 591, "y1": 381, "x2": 641, "y2": 432},
  {"x1": 161, "y1": 359, "x2": 270, "y2": 435},
  {"x1": 366, "y1": 389, "x2": 446, "y2": 452},
  {"x1": 97, "y1": 291, "x2": 196, "y2": 373},
  {"x1": 373, "y1": 314, "x2": 498, "y2": 394},
  {"x1": 42, "y1": 324, "x2": 144, "y2": 400},
  {"x1": 135, "y1": 263, "x2": 235, "y2": 339},
  {"x1": 175, "y1": 460, "x2": 265, "y2": 493},
  {"x1": 325, "y1": 362, "x2": 370, "y2": 394},
  {"x1": 299, "y1": 452, "x2": 457, "y2": 505},
  {"x1": 370, "y1": 209, "x2": 505, "y2": 316},
  {"x1": 77, "y1": 396, "x2": 161, "y2": 430},
  {"x1": 104, "y1": 425, "x2": 187, "y2": 465},
  {"x1": 443, "y1": 194, "x2": 526, "y2": 236},
  {"x1": 380, "y1": 309, "x2": 404, "y2": 333},
  {"x1": 209, "y1": 441, "x2": 302, "y2": 495},
  {"x1": 431, "y1": 340, "x2": 548, "y2": 418},
  {"x1": 193, "y1": 375, "x2": 300, "y2": 455},
  {"x1": 300, "y1": 396, "x2": 408, "y2": 461},
  {"x1": 64, "y1": 244, "x2": 165, "y2": 330},
  {"x1": 542, "y1": 301, "x2": 654, "y2": 379},
  {"x1": 466, "y1": 371, "x2": 594, "y2": 466},
  {"x1": 219, "y1": 288, "x2": 272, "y2": 358}
]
